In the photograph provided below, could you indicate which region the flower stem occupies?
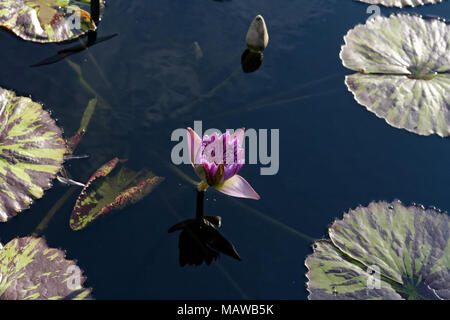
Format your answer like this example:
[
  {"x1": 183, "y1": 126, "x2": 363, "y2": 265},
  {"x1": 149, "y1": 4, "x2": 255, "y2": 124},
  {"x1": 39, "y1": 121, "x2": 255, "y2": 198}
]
[
  {"x1": 197, "y1": 180, "x2": 209, "y2": 192},
  {"x1": 91, "y1": 0, "x2": 100, "y2": 24},
  {"x1": 196, "y1": 190, "x2": 205, "y2": 220}
]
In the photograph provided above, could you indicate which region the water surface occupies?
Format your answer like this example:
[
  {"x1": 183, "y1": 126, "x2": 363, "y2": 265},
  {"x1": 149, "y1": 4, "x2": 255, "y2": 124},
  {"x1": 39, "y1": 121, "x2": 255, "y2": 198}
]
[{"x1": 1, "y1": 0, "x2": 450, "y2": 299}]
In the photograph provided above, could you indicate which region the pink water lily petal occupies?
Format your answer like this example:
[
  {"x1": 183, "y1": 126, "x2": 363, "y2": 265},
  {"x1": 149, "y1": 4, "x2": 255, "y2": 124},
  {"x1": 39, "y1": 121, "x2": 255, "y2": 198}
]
[
  {"x1": 231, "y1": 128, "x2": 245, "y2": 147},
  {"x1": 187, "y1": 127, "x2": 202, "y2": 166},
  {"x1": 214, "y1": 175, "x2": 260, "y2": 200}
]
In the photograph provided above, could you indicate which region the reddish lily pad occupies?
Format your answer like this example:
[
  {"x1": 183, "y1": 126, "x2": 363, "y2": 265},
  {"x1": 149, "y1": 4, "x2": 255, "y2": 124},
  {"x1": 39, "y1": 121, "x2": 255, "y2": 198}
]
[
  {"x1": 0, "y1": 0, "x2": 105, "y2": 43},
  {"x1": 0, "y1": 236, "x2": 91, "y2": 300},
  {"x1": 0, "y1": 87, "x2": 66, "y2": 222},
  {"x1": 70, "y1": 158, "x2": 165, "y2": 230}
]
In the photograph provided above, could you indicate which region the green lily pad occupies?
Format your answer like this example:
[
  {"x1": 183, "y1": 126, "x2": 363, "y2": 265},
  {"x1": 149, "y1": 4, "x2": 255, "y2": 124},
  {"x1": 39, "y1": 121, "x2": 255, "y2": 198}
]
[
  {"x1": 305, "y1": 200, "x2": 450, "y2": 300},
  {"x1": 0, "y1": 0, "x2": 105, "y2": 43},
  {"x1": 0, "y1": 87, "x2": 66, "y2": 222},
  {"x1": 340, "y1": 14, "x2": 450, "y2": 137},
  {"x1": 0, "y1": 236, "x2": 91, "y2": 300},
  {"x1": 305, "y1": 240, "x2": 402, "y2": 299},
  {"x1": 355, "y1": 0, "x2": 443, "y2": 7},
  {"x1": 70, "y1": 157, "x2": 165, "y2": 230}
]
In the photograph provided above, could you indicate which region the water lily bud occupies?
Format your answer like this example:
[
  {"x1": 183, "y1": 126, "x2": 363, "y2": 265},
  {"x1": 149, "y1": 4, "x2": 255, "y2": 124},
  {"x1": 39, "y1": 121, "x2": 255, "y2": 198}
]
[{"x1": 246, "y1": 15, "x2": 269, "y2": 52}]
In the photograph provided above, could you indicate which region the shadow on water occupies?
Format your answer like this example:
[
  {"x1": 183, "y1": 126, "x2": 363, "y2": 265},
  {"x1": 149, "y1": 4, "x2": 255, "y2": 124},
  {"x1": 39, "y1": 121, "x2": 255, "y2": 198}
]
[
  {"x1": 168, "y1": 191, "x2": 241, "y2": 267},
  {"x1": 241, "y1": 49, "x2": 263, "y2": 73},
  {"x1": 31, "y1": 32, "x2": 118, "y2": 67},
  {"x1": 163, "y1": 193, "x2": 248, "y2": 299}
]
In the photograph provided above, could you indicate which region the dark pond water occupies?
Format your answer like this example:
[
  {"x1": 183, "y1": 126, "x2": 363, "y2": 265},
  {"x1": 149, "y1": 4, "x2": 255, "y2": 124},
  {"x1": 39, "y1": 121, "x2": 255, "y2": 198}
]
[{"x1": 1, "y1": 0, "x2": 450, "y2": 299}]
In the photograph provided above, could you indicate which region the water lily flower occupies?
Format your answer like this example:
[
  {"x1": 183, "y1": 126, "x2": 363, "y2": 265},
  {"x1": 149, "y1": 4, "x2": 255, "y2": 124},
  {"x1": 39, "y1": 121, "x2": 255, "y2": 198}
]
[{"x1": 187, "y1": 127, "x2": 260, "y2": 200}]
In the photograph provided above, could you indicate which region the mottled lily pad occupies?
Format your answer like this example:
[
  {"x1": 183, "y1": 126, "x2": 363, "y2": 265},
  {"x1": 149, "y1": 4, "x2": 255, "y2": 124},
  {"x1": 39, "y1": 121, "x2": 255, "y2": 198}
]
[
  {"x1": 305, "y1": 201, "x2": 450, "y2": 300},
  {"x1": 0, "y1": 87, "x2": 66, "y2": 222},
  {"x1": 0, "y1": 0, "x2": 105, "y2": 43},
  {"x1": 70, "y1": 158, "x2": 165, "y2": 230},
  {"x1": 340, "y1": 14, "x2": 450, "y2": 137},
  {"x1": 356, "y1": 0, "x2": 443, "y2": 7},
  {"x1": 0, "y1": 236, "x2": 91, "y2": 300}
]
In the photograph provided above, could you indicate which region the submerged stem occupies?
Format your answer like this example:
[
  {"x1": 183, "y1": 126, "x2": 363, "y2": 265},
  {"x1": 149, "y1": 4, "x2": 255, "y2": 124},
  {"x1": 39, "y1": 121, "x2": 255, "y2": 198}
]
[
  {"x1": 229, "y1": 198, "x2": 316, "y2": 243},
  {"x1": 32, "y1": 159, "x2": 105, "y2": 236},
  {"x1": 32, "y1": 186, "x2": 78, "y2": 237}
]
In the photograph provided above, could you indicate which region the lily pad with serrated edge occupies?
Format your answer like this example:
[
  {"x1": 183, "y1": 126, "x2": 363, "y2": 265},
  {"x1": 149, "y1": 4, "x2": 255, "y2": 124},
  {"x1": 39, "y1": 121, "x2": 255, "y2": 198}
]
[
  {"x1": 0, "y1": 87, "x2": 66, "y2": 222},
  {"x1": 305, "y1": 200, "x2": 450, "y2": 300},
  {"x1": 70, "y1": 157, "x2": 165, "y2": 230},
  {"x1": 340, "y1": 14, "x2": 450, "y2": 137},
  {"x1": 355, "y1": 0, "x2": 443, "y2": 7},
  {"x1": 0, "y1": 236, "x2": 91, "y2": 300},
  {"x1": 0, "y1": 0, "x2": 105, "y2": 43}
]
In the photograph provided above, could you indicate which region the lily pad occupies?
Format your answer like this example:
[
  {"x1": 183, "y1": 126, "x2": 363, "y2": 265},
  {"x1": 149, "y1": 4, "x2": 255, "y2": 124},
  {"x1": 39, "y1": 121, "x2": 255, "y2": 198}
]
[
  {"x1": 70, "y1": 158, "x2": 165, "y2": 230},
  {"x1": 0, "y1": 236, "x2": 91, "y2": 300},
  {"x1": 340, "y1": 14, "x2": 450, "y2": 137},
  {"x1": 0, "y1": 87, "x2": 66, "y2": 222},
  {"x1": 355, "y1": 0, "x2": 443, "y2": 7},
  {"x1": 0, "y1": 0, "x2": 105, "y2": 43},
  {"x1": 305, "y1": 200, "x2": 450, "y2": 300}
]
